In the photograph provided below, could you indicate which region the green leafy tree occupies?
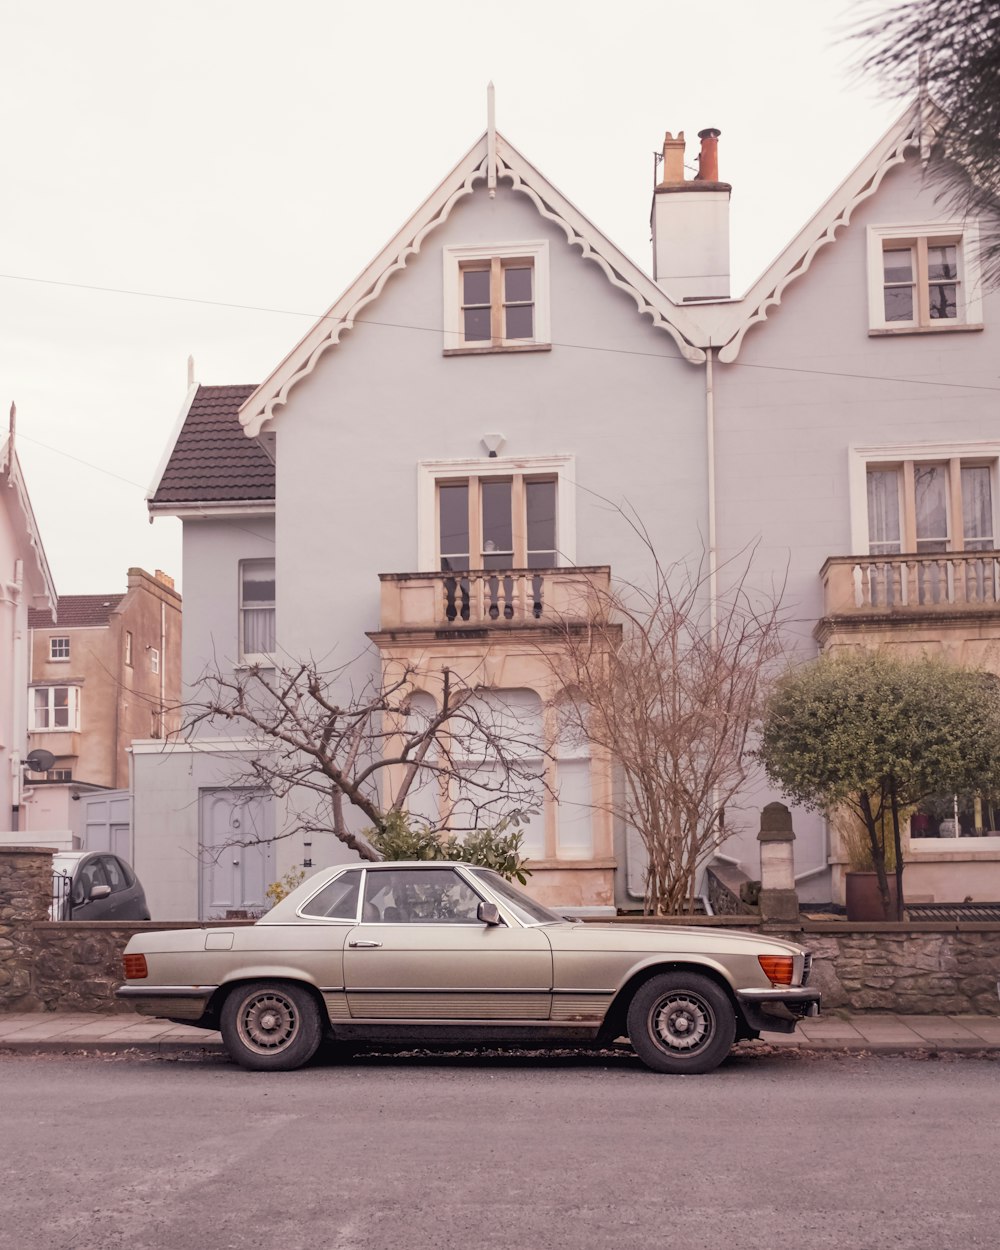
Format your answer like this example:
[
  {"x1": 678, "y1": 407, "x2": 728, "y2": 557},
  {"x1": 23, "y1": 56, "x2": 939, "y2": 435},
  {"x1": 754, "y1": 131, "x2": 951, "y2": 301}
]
[{"x1": 759, "y1": 650, "x2": 1000, "y2": 918}]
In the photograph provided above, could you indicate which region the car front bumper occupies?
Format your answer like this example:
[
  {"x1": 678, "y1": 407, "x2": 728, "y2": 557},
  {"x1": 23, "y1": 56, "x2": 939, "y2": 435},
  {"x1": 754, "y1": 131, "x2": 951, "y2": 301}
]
[{"x1": 735, "y1": 986, "x2": 821, "y2": 1035}]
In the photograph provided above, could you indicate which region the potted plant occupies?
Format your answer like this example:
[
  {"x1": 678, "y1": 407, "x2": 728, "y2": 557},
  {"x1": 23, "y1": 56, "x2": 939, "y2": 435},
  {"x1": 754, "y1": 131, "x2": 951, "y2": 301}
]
[{"x1": 837, "y1": 812, "x2": 899, "y2": 921}]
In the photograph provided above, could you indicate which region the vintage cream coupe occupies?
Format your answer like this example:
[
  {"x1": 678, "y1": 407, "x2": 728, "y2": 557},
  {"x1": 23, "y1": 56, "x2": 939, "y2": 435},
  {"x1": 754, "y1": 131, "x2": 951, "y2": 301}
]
[{"x1": 117, "y1": 861, "x2": 820, "y2": 1073}]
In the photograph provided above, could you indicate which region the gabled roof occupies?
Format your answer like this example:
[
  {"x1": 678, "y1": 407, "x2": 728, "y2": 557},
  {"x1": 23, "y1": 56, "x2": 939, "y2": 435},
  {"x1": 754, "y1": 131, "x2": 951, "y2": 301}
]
[
  {"x1": 1, "y1": 434, "x2": 57, "y2": 620},
  {"x1": 239, "y1": 131, "x2": 708, "y2": 437},
  {"x1": 709, "y1": 101, "x2": 934, "y2": 361},
  {"x1": 28, "y1": 594, "x2": 125, "y2": 630},
  {"x1": 148, "y1": 384, "x2": 274, "y2": 511}
]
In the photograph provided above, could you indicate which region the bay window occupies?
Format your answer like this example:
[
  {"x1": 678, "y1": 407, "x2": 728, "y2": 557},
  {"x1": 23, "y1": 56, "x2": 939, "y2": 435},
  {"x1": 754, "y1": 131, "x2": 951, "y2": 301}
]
[{"x1": 31, "y1": 685, "x2": 80, "y2": 732}]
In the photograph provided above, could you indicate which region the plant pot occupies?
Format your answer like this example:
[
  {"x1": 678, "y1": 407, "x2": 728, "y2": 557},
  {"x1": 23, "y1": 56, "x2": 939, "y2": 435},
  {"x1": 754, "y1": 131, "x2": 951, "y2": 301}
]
[{"x1": 845, "y1": 871, "x2": 899, "y2": 921}]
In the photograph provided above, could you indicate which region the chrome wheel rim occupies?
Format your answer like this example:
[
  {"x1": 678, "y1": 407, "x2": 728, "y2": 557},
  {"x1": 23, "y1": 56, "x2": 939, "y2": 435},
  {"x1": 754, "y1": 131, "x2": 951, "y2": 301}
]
[
  {"x1": 650, "y1": 992, "x2": 713, "y2": 1054},
  {"x1": 237, "y1": 991, "x2": 299, "y2": 1054}
]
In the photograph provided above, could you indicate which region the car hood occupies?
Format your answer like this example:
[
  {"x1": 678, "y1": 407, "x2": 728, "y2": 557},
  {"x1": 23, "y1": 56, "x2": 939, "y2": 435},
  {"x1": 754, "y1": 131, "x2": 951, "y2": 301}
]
[{"x1": 544, "y1": 922, "x2": 807, "y2": 956}]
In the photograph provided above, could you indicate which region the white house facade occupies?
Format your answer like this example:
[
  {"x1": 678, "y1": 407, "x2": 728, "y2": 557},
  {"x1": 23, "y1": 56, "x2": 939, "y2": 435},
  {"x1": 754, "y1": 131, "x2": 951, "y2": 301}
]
[{"x1": 136, "y1": 100, "x2": 1000, "y2": 920}]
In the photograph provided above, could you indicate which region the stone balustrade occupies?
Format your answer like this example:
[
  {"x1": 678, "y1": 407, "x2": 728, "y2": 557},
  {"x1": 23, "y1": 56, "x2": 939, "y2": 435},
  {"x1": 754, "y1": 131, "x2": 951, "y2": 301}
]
[
  {"x1": 820, "y1": 551, "x2": 1000, "y2": 616},
  {"x1": 377, "y1": 565, "x2": 612, "y2": 631}
]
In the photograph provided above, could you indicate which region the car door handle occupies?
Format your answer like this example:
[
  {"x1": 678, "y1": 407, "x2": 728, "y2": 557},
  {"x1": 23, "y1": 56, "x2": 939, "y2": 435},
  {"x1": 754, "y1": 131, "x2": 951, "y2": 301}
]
[{"x1": 348, "y1": 940, "x2": 382, "y2": 949}]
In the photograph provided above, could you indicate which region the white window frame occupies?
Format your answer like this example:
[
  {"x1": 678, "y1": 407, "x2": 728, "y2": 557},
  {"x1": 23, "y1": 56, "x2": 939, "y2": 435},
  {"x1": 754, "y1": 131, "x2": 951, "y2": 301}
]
[
  {"x1": 866, "y1": 221, "x2": 983, "y2": 333},
  {"x1": 417, "y1": 454, "x2": 575, "y2": 572},
  {"x1": 49, "y1": 637, "x2": 70, "y2": 662},
  {"x1": 442, "y1": 241, "x2": 551, "y2": 353},
  {"x1": 124, "y1": 631, "x2": 133, "y2": 667},
  {"x1": 239, "y1": 558, "x2": 276, "y2": 665},
  {"x1": 30, "y1": 685, "x2": 81, "y2": 732},
  {"x1": 149, "y1": 647, "x2": 160, "y2": 675},
  {"x1": 850, "y1": 440, "x2": 1000, "y2": 553}
]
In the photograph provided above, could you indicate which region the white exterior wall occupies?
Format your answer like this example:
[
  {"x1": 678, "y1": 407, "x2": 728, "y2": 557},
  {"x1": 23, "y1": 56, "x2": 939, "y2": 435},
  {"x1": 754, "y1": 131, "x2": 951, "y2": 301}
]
[
  {"x1": 271, "y1": 187, "x2": 708, "y2": 664},
  {"x1": 181, "y1": 516, "x2": 275, "y2": 688}
]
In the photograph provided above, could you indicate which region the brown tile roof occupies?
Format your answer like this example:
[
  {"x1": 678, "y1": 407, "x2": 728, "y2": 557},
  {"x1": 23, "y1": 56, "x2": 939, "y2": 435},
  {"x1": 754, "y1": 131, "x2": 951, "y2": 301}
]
[
  {"x1": 29, "y1": 594, "x2": 125, "y2": 629},
  {"x1": 149, "y1": 384, "x2": 275, "y2": 506}
]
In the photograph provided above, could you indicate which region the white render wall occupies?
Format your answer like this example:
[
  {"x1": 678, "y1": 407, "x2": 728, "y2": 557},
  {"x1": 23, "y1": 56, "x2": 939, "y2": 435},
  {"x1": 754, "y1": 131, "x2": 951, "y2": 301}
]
[
  {"x1": 270, "y1": 186, "x2": 709, "y2": 665},
  {"x1": 158, "y1": 152, "x2": 1000, "y2": 912}
]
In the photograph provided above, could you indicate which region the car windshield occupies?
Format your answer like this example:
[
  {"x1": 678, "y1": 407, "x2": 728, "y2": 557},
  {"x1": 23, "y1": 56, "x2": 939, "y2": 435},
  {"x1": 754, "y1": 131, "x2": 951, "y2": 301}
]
[
  {"x1": 468, "y1": 869, "x2": 564, "y2": 926},
  {"x1": 51, "y1": 856, "x2": 77, "y2": 878}
]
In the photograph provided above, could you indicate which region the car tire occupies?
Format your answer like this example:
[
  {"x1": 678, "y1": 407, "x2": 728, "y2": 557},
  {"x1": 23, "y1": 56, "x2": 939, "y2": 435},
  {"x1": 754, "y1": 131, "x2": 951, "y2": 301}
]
[
  {"x1": 220, "y1": 981, "x2": 324, "y2": 1072},
  {"x1": 626, "y1": 971, "x2": 736, "y2": 1075}
]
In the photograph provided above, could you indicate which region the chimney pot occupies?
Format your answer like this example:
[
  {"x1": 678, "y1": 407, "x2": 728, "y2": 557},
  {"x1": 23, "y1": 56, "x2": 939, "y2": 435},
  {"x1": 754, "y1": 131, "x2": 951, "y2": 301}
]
[
  {"x1": 659, "y1": 131, "x2": 687, "y2": 185},
  {"x1": 696, "y1": 128, "x2": 722, "y2": 182}
]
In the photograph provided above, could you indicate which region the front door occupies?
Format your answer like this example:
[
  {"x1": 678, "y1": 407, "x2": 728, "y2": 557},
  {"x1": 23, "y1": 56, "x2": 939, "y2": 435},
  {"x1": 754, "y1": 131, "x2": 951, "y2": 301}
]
[
  {"x1": 199, "y1": 789, "x2": 274, "y2": 921},
  {"x1": 343, "y1": 866, "x2": 552, "y2": 1020}
]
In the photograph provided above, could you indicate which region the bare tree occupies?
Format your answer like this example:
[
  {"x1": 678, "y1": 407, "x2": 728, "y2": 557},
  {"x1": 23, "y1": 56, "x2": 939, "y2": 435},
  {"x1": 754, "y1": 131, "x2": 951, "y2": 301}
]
[
  {"x1": 853, "y1": 0, "x2": 1000, "y2": 284},
  {"x1": 547, "y1": 530, "x2": 786, "y2": 915},
  {"x1": 183, "y1": 654, "x2": 549, "y2": 860}
]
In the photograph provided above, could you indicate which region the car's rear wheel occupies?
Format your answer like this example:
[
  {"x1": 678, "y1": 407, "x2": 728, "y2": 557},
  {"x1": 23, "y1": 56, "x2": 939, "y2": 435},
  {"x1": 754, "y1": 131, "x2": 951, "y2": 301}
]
[
  {"x1": 626, "y1": 971, "x2": 736, "y2": 1074},
  {"x1": 221, "y1": 981, "x2": 323, "y2": 1071}
]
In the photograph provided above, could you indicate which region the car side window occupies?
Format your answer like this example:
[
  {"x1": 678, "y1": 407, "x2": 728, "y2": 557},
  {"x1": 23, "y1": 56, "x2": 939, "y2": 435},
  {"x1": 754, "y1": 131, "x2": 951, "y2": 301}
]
[
  {"x1": 101, "y1": 856, "x2": 126, "y2": 893},
  {"x1": 74, "y1": 859, "x2": 109, "y2": 905},
  {"x1": 362, "y1": 868, "x2": 482, "y2": 924},
  {"x1": 299, "y1": 871, "x2": 361, "y2": 921}
]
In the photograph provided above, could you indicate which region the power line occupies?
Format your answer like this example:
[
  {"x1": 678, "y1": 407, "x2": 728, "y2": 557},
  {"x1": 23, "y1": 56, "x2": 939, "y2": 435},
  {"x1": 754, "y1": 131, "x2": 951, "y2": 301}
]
[
  {"x1": 12, "y1": 429, "x2": 276, "y2": 546},
  {"x1": 3, "y1": 270, "x2": 1000, "y2": 393}
]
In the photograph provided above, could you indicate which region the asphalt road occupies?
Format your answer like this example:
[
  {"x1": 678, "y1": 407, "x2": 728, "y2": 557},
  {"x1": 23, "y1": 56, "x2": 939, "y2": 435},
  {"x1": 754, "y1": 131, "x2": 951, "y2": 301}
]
[{"x1": 2, "y1": 1047, "x2": 997, "y2": 1250}]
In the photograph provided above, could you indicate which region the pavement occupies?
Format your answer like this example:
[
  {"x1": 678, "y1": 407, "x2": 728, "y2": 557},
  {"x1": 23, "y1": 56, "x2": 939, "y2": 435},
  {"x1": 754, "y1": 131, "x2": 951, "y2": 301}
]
[{"x1": 1, "y1": 1010, "x2": 999, "y2": 1057}]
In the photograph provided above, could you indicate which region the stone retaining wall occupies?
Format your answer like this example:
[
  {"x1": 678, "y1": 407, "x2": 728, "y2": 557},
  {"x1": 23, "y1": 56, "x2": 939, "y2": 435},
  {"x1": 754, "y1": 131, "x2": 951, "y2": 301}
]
[
  {"x1": 799, "y1": 924, "x2": 1000, "y2": 1015},
  {"x1": 2, "y1": 847, "x2": 998, "y2": 1016}
]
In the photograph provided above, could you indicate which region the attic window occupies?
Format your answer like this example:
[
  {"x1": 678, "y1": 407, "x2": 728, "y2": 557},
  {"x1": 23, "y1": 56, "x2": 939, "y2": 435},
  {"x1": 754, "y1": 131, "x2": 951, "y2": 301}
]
[
  {"x1": 867, "y1": 222, "x2": 983, "y2": 334},
  {"x1": 443, "y1": 242, "x2": 551, "y2": 355}
]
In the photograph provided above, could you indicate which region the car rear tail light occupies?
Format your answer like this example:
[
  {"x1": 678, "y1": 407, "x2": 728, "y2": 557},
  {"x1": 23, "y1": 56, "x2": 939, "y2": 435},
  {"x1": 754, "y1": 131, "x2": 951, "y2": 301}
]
[
  {"x1": 123, "y1": 954, "x2": 148, "y2": 980},
  {"x1": 758, "y1": 955, "x2": 794, "y2": 985}
]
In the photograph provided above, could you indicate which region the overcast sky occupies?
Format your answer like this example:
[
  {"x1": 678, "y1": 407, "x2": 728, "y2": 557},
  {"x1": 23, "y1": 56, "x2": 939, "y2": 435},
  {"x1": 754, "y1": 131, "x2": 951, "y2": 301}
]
[{"x1": 1, "y1": 0, "x2": 901, "y2": 596}]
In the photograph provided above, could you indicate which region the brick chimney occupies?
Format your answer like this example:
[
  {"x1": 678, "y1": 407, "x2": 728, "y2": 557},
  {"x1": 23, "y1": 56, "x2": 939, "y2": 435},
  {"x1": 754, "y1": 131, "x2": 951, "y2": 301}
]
[{"x1": 651, "y1": 127, "x2": 732, "y2": 300}]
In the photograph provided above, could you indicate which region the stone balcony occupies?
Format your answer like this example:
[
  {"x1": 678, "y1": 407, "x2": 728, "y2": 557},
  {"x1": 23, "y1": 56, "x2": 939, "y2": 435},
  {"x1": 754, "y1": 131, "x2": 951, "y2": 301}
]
[
  {"x1": 374, "y1": 565, "x2": 612, "y2": 637},
  {"x1": 816, "y1": 551, "x2": 1000, "y2": 654}
]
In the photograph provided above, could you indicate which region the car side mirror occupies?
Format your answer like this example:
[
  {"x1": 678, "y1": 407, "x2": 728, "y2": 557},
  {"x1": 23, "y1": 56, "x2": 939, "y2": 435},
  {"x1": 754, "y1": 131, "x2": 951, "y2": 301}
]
[
  {"x1": 477, "y1": 901, "x2": 502, "y2": 926},
  {"x1": 89, "y1": 884, "x2": 112, "y2": 902}
]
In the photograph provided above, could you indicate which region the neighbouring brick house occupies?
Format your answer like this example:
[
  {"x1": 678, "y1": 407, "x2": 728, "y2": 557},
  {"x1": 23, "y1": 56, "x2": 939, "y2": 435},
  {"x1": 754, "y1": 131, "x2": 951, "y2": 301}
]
[{"x1": 25, "y1": 570, "x2": 182, "y2": 820}]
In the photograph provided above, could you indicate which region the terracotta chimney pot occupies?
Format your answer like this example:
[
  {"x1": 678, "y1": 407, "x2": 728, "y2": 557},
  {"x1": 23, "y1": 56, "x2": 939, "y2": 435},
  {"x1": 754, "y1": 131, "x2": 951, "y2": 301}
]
[{"x1": 696, "y1": 128, "x2": 721, "y2": 182}]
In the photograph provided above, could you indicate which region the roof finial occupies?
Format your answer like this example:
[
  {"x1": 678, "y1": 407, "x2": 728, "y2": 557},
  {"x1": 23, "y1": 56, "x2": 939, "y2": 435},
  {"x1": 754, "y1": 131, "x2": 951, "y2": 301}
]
[
  {"x1": 487, "y1": 81, "x2": 497, "y2": 198},
  {"x1": 187, "y1": 355, "x2": 196, "y2": 388}
]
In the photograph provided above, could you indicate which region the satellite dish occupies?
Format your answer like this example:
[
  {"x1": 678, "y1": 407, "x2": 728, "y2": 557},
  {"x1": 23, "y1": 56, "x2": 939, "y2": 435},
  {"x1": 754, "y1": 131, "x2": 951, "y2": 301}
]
[{"x1": 24, "y1": 748, "x2": 56, "y2": 774}]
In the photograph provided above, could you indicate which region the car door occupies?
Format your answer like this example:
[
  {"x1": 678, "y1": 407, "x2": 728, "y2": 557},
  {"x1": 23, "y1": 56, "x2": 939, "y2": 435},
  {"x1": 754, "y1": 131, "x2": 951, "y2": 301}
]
[{"x1": 343, "y1": 866, "x2": 552, "y2": 1021}]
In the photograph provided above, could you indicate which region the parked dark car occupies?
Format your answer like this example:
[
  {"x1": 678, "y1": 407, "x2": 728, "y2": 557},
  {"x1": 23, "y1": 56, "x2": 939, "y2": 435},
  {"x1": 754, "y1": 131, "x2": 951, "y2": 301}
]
[{"x1": 51, "y1": 852, "x2": 150, "y2": 921}]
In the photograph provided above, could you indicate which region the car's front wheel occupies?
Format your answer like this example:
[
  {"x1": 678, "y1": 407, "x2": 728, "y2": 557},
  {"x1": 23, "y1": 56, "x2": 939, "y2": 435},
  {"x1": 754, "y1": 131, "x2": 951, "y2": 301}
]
[
  {"x1": 626, "y1": 971, "x2": 736, "y2": 1074},
  {"x1": 220, "y1": 981, "x2": 323, "y2": 1071}
]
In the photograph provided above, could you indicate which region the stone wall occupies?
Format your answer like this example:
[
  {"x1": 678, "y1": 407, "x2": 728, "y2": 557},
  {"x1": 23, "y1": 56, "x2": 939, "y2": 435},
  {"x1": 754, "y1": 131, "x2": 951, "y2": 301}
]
[
  {"x1": 2, "y1": 847, "x2": 998, "y2": 1016},
  {"x1": 801, "y1": 923, "x2": 1000, "y2": 1015}
]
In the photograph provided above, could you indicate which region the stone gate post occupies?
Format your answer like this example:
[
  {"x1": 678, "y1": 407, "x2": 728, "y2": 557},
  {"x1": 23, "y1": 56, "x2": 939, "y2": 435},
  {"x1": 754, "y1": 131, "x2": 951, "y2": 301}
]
[
  {"x1": 757, "y1": 802, "x2": 799, "y2": 923},
  {"x1": 0, "y1": 846, "x2": 54, "y2": 1010}
]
